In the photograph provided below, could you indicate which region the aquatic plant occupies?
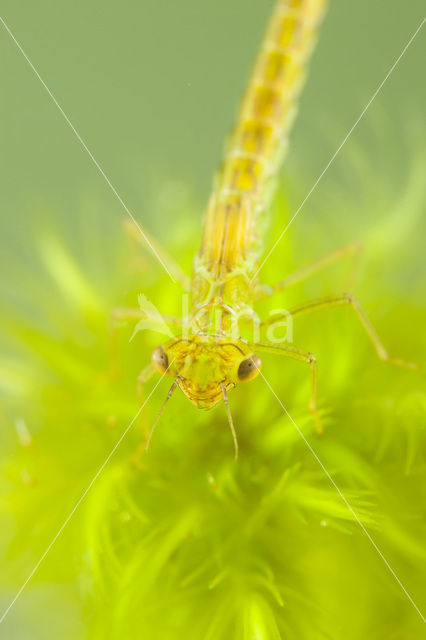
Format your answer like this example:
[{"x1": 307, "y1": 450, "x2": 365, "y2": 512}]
[{"x1": 0, "y1": 142, "x2": 425, "y2": 638}]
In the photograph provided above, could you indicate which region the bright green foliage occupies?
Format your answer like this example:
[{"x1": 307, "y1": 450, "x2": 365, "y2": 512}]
[{"x1": 0, "y1": 147, "x2": 425, "y2": 638}]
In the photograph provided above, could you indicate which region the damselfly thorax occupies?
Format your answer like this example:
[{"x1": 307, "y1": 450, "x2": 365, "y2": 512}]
[{"x1": 113, "y1": 0, "x2": 416, "y2": 458}]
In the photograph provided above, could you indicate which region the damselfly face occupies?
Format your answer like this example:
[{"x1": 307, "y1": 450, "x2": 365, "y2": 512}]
[{"x1": 151, "y1": 336, "x2": 261, "y2": 410}]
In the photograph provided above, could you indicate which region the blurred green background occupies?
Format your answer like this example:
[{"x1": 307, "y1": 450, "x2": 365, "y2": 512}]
[
  {"x1": 0, "y1": 1, "x2": 425, "y2": 639},
  {"x1": 1, "y1": 0, "x2": 425, "y2": 245}
]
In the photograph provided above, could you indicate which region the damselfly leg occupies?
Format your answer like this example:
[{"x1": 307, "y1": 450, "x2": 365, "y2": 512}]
[
  {"x1": 261, "y1": 293, "x2": 417, "y2": 369},
  {"x1": 126, "y1": 363, "x2": 156, "y2": 468},
  {"x1": 256, "y1": 242, "x2": 362, "y2": 299},
  {"x1": 252, "y1": 342, "x2": 321, "y2": 434},
  {"x1": 123, "y1": 218, "x2": 191, "y2": 291}
]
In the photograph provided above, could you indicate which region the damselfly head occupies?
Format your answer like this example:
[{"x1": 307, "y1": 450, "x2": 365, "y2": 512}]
[{"x1": 151, "y1": 337, "x2": 261, "y2": 410}]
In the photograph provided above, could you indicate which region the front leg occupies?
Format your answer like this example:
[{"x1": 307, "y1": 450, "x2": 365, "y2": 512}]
[
  {"x1": 131, "y1": 363, "x2": 157, "y2": 468},
  {"x1": 252, "y1": 342, "x2": 322, "y2": 434}
]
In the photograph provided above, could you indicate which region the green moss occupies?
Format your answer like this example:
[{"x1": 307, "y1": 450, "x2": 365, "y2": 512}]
[{"x1": 0, "y1": 148, "x2": 425, "y2": 638}]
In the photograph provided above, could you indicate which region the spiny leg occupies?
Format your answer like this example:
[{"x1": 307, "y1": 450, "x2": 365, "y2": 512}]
[
  {"x1": 262, "y1": 293, "x2": 416, "y2": 369},
  {"x1": 252, "y1": 342, "x2": 322, "y2": 434},
  {"x1": 257, "y1": 243, "x2": 362, "y2": 299},
  {"x1": 123, "y1": 218, "x2": 191, "y2": 291}
]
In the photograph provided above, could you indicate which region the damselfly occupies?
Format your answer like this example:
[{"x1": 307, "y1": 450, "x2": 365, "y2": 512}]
[{"x1": 113, "y1": 0, "x2": 415, "y2": 458}]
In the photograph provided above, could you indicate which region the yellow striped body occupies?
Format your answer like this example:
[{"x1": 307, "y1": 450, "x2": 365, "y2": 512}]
[
  {"x1": 152, "y1": 1, "x2": 329, "y2": 415},
  {"x1": 192, "y1": 0, "x2": 327, "y2": 321}
]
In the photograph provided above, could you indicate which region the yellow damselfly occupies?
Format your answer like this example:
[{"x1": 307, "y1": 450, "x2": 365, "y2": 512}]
[{"x1": 114, "y1": 0, "x2": 415, "y2": 458}]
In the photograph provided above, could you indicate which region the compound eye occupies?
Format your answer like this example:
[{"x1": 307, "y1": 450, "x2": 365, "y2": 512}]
[
  {"x1": 238, "y1": 354, "x2": 261, "y2": 382},
  {"x1": 151, "y1": 346, "x2": 169, "y2": 373}
]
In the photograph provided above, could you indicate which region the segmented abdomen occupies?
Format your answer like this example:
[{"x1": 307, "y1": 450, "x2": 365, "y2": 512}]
[{"x1": 198, "y1": 0, "x2": 327, "y2": 279}]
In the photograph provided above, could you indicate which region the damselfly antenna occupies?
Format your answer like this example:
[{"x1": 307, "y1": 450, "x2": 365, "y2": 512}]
[
  {"x1": 220, "y1": 381, "x2": 238, "y2": 460},
  {"x1": 145, "y1": 378, "x2": 179, "y2": 452}
]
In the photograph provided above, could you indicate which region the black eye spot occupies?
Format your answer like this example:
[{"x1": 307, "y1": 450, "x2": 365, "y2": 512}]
[
  {"x1": 151, "y1": 346, "x2": 169, "y2": 373},
  {"x1": 238, "y1": 355, "x2": 261, "y2": 382}
]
